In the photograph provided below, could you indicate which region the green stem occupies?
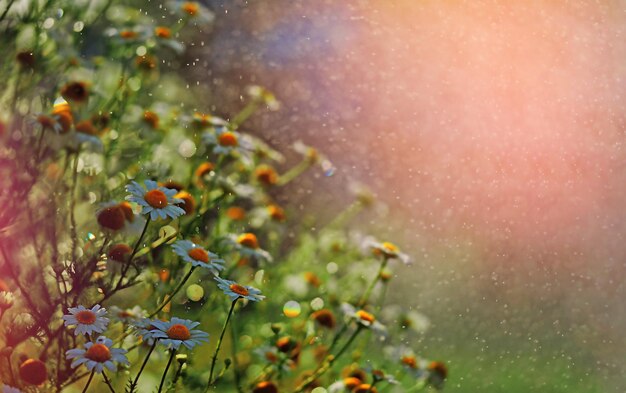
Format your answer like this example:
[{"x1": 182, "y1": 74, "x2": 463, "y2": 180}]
[
  {"x1": 230, "y1": 99, "x2": 260, "y2": 129},
  {"x1": 117, "y1": 217, "x2": 151, "y2": 288},
  {"x1": 158, "y1": 350, "x2": 176, "y2": 393},
  {"x1": 357, "y1": 256, "x2": 389, "y2": 307},
  {"x1": 130, "y1": 340, "x2": 158, "y2": 388},
  {"x1": 277, "y1": 158, "x2": 312, "y2": 186},
  {"x1": 206, "y1": 298, "x2": 239, "y2": 391},
  {"x1": 81, "y1": 370, "x2": 95, "y2": 393},
  {"x1": 102, "y1": 371, "x2": 116, "y2": 393},
  {"x1": 148, "y1": 266, "x2": 197, "y2": 318},
  {"x1": 230, "y1": 313, "x2": 243, "y2": 393},
  {"x1": 292, "y1": 326, "x2": 363, "y2": 393},
  {"x1": 0, "y1": 0, "x2": 17, "y2": 22}
]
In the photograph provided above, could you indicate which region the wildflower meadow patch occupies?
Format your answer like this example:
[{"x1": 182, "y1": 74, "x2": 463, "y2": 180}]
[{"x1": 0, "y1": 0, "x2": 445, "y2": 392}]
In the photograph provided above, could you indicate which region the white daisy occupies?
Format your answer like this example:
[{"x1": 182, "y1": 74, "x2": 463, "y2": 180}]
[
  {"x1": 215, "y1": 276, "x2": 265, "y2": 302},
  {"x1": 363, "y1": 238, "x2": 411, "y2": 265},
  {"x1": 228, "y1": 233, "x2": 272, "y2": 262},
  {"x1": 171, "y1": 240, "x2": 225, "y2": 275},
  {"x1": 340, "y1": 303, "x2": 387, "y2": 336},
  {"x1": 149, "y1": 317, "x2": 209, "y2": 350},
  {"x1": 66, "y1": 336, "x2": 129, "y2": 374},
  {"x1": 125, "y1": 180, "x2": 185, "y2": 220},
  {"x1": 131, "y1": 318, "x2": 162, "y2": 345},
  {"x1": 109, "y1": 305, "x2": 147, "y2": 324},
  {"x1": 203, "y1": 126, "x2": 251, "y2": 155},
  {"x1": 62, "y1": 304, "x2": 109, "y2": 337}
]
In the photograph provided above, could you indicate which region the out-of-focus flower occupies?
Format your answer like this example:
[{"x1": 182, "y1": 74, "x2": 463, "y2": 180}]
[
  {"x1": 132, "y1": 318, "x2": 161, "y2": 345},
  {"x1": 267, "y1": 204, "x2": 286, "y2": 222},
  {"x1": 61, "y1": 81, "x2": 89, "y2": 103},
  {"x1": 154, "y1": 26, "x2": 172, "y2": 38},
  {"x1": 311, "y1": 309, "x2": 336, "y2": 329},
  {"x1": 363, "y1": 238, "x2": 411, "y2": 265},
  {"x1": 18, "y1": 359, "x2": 47, "y2": 385},
  {"x1": 107, "y1": 243, "x2": 132, "y2": 263},
  {"x1": 150, "y1": 317, "x2": 209, "y2": 350},
  {"x1": 252, "y1": 381, "x2": 279, "y2": 393},
  {"x1": 97, "y1": 202, "x2": 131, "y2": 231},
  {"x1": 215, "y1": 277, "x2": 265, "y2": 302},
  {"x1": 143, "y1": 110, "x2": 160, "y2": 129},
  {"x1": 229, "y1": 233, "x2": 272, "y2": 262},
  {"x1": 172, "y1": 240, "x2": 224, "y2": 274},
  {"x1": 126, "y1": 180, "x2": 185, "y2": 220},
  {"x1": 203, "y1": 126, "x2": 242, "y2": 155},
  {"x1": 226, "y1": 206, "x2": 246, "y2": 221},
  {"x1": 66, "y1": 336, "x2": 129, "y2": 373},
  {"x1": 2, "y1": 386, "x2": 23, "y2": 393},
  {"x1": 328, "y1": 377, "x2": 363, "y2": 392},
  {"x1": 194, "y1": 161, "x2": 215, "y2": 187},
  {"x1": 426, "y1": 361, "x2": 448, "y2": 390},
  {"x1": 62, "y1": 304, "x2": 109, "y2": 336},
  {"x1": 171, "y1": 1, "x2": 215, "y2": 23},
  {"x1": 341, "y1": 304, "x2": 387, "y2": 335},
  {"x1": 0, "y1": 291, "x2": 14, "y2": 310},
  {"x1": 246, "y1": 85, "x2": 280, "y2": 111},
  {"x1": 109, "y1": 305, "x2": 146, "y2": 324},
  {"x1": 135, "y1": 54, "x2": 157, "y2": 71},
  {"x1": 191, "y1": 112, "x2": 228, "y2": 130},
  {"x1": 254, "y1": 165, "x2": 279, "y2": 186},
  {"x1": 174, "y1": 191, "x2": 196, "y2": 215}
]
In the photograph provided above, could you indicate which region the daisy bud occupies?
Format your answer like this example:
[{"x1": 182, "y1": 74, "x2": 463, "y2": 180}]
[
  {"x1": 254, "y1": 165, "x2": 279, "y2": 186},
  {"x1": 19, "y1": 358, "x2": 47, "y2": 385},
  {"x1": 97, "y1": 206, "x2": 126, "y2": 231},
  {"x1": 226, "y1": 206, "x2": 246, "y2": 221}
]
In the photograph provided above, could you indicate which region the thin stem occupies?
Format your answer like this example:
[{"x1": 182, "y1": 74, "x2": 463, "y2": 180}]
[
  {"x1": 230, "y1": 313, "x2": 243, "y2": 393},
  {"x1": 0, "y1": 0, "x2": 17, "y2": 22},
  {"x1": 292, "y1": 326, "x2": 363, "y2": 393},
  {"x1": 102, "y1": 371, "x2": 116, "y2": 393},
  {"x1": 277, "y1": 158, "x2": 312, "y2": 186},
  {"x1": 130, "y1": 340, "x2": 158, "y2": 388},
  {"x1": 158, "y1": 350, "x2": 176, "y2": 393},
  {"x1": 357, "y1": 256, "x2": 389, "y2": 307},
  {"x1": 148, "y1": 266, "x2": 197, "y2": 318},
  {"x1": 206, "y1": 298, "x2": 239, "y2": 391},
  {"x1": 81, "y1": 370, "x2": 95, "y2": 393},
  {"x1": 69, "y1": 149, "x2": 81, "y2": 261},
  {"x1": 116, "y1": 217, "x2": 151, "y2": 289}
]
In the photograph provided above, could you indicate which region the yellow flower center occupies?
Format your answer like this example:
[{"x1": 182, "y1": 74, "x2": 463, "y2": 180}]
[
  {"x1": 75, "y1": 310, "x2": 96, "y2": 325},
  {"x1": 229, "y1": 283, "x2": 249, "y2": 297},
  {"x1": 188, "y1": 247, "x2": 209, "y2": 263},
  {"x1": 356, "y1": 310, "x2": 375, "y2": 323},
  {"x1": 85, "y1": 344, "x2": 111, "y2": 363},
  {"x1": 144, "y1": 189, "x2": 168, "y2": 208},
  {"x1": 167, "y1": 324, "x2": 191, "y2": 340},
  {"x1": 382, "y1": 242, "x2": 398, "y2": 253},
  {"x1": 218, "y1": 131, "x2": 238, "y2": 147},
  {"x1": 237, "y1": 233, "x2": 259, "y2": 249}
]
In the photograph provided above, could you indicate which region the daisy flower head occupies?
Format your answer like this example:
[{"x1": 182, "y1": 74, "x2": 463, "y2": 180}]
[
  {"x1": 191, "y1": 112, "x2": 228, "y2": 130},
  {"x1": 126, "y1": 180, "x2": 185, "y2": 220},
  {"x1": 341, "y1": 303, "x2": 387, "y2": 336},
  {"x1": 149, "y1": 317, "x2": 209, "y2": 350},
  {"x1": 364, "y1": 238, "x2": 411, "y2": 265},
  {"x1": 230, "y1": 233, "x2": 273, "y2": 262},
  {"x1": 203, "y1": 126, "x2": 242, "y2": 155},
  {"x1": 109, "y1": 305, "x2": 147, "y2": 324},
  {"x1": 171, "y1": 240, "x2": 225, "y2": 274},
  {"x1": 131, "y1": 318, "x2": 162, "y2": 345},
  {"x1": 62, "y1": 304, "x2": 109, "y2": 336},
  {"x1": 215, "y1": 276, "x2": 265, "y2": 302},
  {"x1": 66, "y1": 336, "x2": 129, "y2": 374}
]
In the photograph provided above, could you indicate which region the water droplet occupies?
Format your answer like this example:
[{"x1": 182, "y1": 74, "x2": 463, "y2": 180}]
[{"x1": 283, "y1": 300, "x2": 301, "y2": 318}]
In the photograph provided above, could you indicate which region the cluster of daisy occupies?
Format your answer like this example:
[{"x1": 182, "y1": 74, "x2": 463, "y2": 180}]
[{"x1": 0, "y1": 0, "x2": 447, "y2": 391}]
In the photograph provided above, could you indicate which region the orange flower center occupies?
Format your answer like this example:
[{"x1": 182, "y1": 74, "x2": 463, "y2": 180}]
[
  {"x1": 182, "y1": 2, "x2": 198, "y2": 15},
  {"x1": 229, "y1": 283, "x2": 249, "y2": 297},
  {"x1": 356, "y1": 310, "x2": 375, "y2": 323},
  {"x1": 237, "y1": 233, "x2": 259, "y2": 249},
  {"x1": 155, "y1": 27, "x2": 171, "y2": 38},
  {"x1": 75, "y1": 310, "x2": 96, "y2": 325},
  {"x1": 144, "y1": 189, "x2": 168, "y2": 208},
  {"x1": 344, "y1": 377, "x2": 362, "y2": 389},
  {"x1": 218, "y1": 132, "x2": 238, "y2": 147},
  {"x1": 167, "y1": 324, "x2": 191, "y2": 340},
  {"x1": 85, "y1": 344, "x2": 111, "y2": 363},
  {"x1": 188, "y1": 247, "x2": 209, "y2": 263},
  {"x1": 401, "y1": 355, "x2": 418, "y2": 369}
]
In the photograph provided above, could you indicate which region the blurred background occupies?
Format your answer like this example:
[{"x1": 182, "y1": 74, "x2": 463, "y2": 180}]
[{"x1": 176, "y1": 1, "x2": 626, "y2": 392}]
